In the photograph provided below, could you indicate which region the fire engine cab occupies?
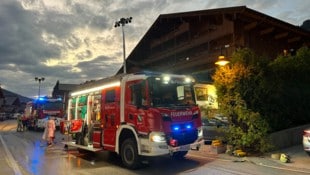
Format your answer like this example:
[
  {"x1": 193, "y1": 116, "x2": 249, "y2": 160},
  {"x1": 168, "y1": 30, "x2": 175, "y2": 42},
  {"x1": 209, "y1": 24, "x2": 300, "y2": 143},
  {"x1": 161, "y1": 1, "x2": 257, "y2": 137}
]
[
  {"x1": 25, "y1": 97, "x2": 64, "y2": 130},
  {"x1": 61, "y1": 72, "x2": 203, "y2": 169}
]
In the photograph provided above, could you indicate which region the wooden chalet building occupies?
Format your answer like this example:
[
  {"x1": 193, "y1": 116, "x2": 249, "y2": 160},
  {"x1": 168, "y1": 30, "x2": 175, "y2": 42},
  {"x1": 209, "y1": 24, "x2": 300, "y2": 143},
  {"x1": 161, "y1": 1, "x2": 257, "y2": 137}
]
[
  {"x1": 0, "y1": 87, "x2": 31, "y2": 114},
  {"x1": 119, "y1": 6, "x2": 310, "y2": 82},
  {"x1": 52, "y1": 81, "x2": 78, "y2": 111}
]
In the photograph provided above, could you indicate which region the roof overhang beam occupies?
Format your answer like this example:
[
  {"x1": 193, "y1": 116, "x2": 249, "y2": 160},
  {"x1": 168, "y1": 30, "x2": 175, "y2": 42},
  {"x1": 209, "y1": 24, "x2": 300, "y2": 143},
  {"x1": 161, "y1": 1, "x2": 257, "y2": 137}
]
[
  {"x1": 275, "y1": 32, "x2": 289, "y2": 40},
  {"x1": 260, "y1": 27, "x2": 274, "y2": 35},
  {"x1": 244, "y1": 22, "x2": 257, "y2": 30}
]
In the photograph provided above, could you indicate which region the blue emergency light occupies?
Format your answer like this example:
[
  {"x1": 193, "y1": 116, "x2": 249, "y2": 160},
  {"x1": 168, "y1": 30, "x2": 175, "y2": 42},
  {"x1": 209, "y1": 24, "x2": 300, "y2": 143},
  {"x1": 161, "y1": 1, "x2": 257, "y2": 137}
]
[
  {"x1": 37, "y1": 97, "x2": 62, "y2": 102},
  {"x1": 38, "y1": 97, "x2": 46, "y2": 101},
  {"x1": 171, "y1": 123, "x2": 193, "y2": 132},
  {"x1": 186, "y1": 124, "x2": 192, "y2": 129},
  {"x1": 173, "y1": 126, "x2": 180, "y2": 131}
]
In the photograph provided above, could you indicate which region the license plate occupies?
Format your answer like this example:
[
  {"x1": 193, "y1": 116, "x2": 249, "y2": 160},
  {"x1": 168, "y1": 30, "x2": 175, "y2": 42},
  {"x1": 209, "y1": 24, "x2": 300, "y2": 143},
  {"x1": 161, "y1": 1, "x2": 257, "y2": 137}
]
[{"x1": 179, "y1": 145, "x2": 190, "y2": 151}]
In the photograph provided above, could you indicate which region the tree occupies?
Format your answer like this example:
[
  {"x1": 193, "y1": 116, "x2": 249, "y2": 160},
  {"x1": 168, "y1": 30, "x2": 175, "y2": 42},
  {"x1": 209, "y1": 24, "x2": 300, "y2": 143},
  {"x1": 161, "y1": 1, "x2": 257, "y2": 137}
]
[
  {"x1": 212, "y1": 48, "x2": 271, "y2": 153},
  {"x1": 301, "y1": 19, "x2": 310, "y2": 31},
  {"x1": 262, "y1": 47, "x2": 310, "y2": 131},
  {"x1": 212, "y1": 47, "x2": 310, "y2": 152}
]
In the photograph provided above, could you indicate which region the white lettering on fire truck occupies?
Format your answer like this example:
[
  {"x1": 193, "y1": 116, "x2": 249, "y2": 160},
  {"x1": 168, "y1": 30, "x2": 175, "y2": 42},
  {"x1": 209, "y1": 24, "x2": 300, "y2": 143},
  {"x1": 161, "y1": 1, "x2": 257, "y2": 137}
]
[
  {"x1": 43, "y1": 110, "x2": 60, "y2": 114},
  {"x1": 170, "y1": 111, "x2": 192, "y2": 117}
]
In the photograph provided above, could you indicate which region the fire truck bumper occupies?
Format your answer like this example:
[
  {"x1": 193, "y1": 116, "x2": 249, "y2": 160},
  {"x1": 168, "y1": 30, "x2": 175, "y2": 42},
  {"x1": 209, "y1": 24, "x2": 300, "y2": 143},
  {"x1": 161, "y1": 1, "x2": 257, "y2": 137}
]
[
  {"x1": 139, "y1": 138, "x2": 204, "y2": 156},
  {"x1": 169, "y1": 138, "x2": 204, "y2": 152}
]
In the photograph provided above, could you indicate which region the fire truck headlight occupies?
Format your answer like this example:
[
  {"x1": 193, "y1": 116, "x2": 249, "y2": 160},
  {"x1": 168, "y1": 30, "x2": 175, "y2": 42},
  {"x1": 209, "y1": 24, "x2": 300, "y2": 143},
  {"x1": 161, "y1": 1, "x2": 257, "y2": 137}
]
[
  {"x1": 150, "y1": 132, "x2": 166, "y2": 143},
  {"x1": 198, "y1": 127, "x2": 203, "y2": 137}
]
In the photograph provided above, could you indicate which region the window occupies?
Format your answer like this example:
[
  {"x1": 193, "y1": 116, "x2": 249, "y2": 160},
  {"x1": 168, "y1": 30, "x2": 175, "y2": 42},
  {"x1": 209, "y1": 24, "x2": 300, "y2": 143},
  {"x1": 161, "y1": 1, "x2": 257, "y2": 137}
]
[
  {"x1": 106, "y1": 90, "x2": 115, "y2": 103},
  {"x1": 129, "y1": 81, "x2": 145, "y2": 106},
  {"x1": 130, "y1": 85, "x2": 137, "y2": 105}
]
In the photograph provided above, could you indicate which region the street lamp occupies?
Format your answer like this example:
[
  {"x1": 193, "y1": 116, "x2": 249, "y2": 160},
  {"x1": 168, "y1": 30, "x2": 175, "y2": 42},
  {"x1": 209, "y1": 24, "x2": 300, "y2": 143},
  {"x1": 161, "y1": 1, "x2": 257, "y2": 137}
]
[
  {"x1": 215, "y1": 55, "x2": 230, "y2": 66},
  {"x1": 35, "y1": 77, "x2": 45, "y2": 98},
  {"x1": 114, "y1": 17, "x2": 132, "y2": 74},
  {"x1": 215, "y1": 45, "x2": 230, "y2": 66}
]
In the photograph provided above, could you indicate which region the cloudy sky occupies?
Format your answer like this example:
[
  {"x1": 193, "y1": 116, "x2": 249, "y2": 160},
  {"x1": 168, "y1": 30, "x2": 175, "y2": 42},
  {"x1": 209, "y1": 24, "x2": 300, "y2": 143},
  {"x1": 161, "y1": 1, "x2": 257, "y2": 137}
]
[{"x1": 0, "y1": 0, "x2": 309, "y2": 98}]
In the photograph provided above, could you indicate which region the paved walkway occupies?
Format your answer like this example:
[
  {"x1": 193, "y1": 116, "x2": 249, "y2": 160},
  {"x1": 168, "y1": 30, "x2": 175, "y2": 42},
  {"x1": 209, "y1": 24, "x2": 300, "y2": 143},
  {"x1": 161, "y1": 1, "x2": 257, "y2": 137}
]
[{"x1": 199, "y1": 144, "x2": 310, "y2": 174}]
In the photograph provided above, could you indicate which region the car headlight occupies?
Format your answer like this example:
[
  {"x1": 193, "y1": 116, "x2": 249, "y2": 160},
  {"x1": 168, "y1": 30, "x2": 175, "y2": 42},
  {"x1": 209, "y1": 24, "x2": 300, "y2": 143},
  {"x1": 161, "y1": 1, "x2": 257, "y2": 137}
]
[{"x1": 150, "y1": 132, "x2": 166, "y2": 142}]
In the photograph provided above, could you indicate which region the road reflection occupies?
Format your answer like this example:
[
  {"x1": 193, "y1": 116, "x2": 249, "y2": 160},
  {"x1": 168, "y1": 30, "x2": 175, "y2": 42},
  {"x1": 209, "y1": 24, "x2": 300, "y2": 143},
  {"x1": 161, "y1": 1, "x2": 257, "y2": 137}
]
[
  {"x1": 28, "y1": 140, "x2": 45, "y2": 175},
  {"x1": 1, "y1": 120, "x2": 207, "y2": 175}
]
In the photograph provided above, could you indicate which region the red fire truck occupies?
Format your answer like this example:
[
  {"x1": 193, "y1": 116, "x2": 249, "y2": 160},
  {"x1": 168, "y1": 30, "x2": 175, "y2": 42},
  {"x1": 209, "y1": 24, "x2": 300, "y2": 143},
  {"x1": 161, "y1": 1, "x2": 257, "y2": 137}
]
[
  {"x1": 61, "y1": 72, "x2": 203, "y2": 169},
  {"x1": 25, "y1": 97, "x2": 64, "y2": 130}
]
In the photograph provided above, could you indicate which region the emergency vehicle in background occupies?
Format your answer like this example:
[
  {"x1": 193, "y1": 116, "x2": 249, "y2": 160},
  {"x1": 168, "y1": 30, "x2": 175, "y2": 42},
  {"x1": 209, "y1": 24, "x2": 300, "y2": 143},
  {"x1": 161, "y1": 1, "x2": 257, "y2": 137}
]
[
  {"x1": 61, "y1": 72, "x2": 203, "y2": 169},
  {"x1": 24, "y1": 97, "x2": 64, "y2": 130}
]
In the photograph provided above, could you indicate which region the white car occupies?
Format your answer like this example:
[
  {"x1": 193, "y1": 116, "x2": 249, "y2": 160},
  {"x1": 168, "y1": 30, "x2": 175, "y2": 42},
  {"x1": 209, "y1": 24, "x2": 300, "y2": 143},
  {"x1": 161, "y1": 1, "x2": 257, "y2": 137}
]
[
  {"x1": 37, "y1": 118, "x2": 48, "y2": 130},
  {"x1": 303, "y1": 128, "x2": 310, "y2": 156},
  {"x1": 37, "y1": 117, "x2": 63, "y2": 130},
  {"x1": 0, "y1": 113, "x2": 6, "y2": 121},
  {"x1": 54, "y1": 117, "x2": 63, "y2": 129},
  {"x1": 12, "y1": 113, "x2": 22, "y2": 120}
]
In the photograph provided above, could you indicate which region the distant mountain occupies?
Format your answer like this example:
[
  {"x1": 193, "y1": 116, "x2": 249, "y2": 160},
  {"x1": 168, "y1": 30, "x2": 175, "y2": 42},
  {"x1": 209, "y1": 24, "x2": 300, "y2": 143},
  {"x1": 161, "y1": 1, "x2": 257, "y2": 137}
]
[{"x1": 2, "y1": 88, "x2": 33, "y2": 103}]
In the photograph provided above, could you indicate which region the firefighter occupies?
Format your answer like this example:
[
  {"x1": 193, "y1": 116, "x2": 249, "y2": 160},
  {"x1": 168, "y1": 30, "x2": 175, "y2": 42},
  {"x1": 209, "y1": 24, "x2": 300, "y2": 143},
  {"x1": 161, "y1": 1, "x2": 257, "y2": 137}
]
[
  {"x1": 47, "y1": 116, "x2": 56, "y2": 146},
  {"x1": 21, "y1": 115, "x2": 27, "y2": 131},
  {"x1": 16, "y1": 114, "x2": 23, "y2": 132},
  {"x1": 42, "y1": 116, "x2": 56, "y2": 146}
]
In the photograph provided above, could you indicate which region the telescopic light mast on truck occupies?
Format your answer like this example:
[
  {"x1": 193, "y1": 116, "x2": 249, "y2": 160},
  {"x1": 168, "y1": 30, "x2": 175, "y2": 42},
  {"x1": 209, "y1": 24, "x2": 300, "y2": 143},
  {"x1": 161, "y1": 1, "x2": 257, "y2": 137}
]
[{"x1": 61, "y1": 72, "x2": 203, "y2": 169}]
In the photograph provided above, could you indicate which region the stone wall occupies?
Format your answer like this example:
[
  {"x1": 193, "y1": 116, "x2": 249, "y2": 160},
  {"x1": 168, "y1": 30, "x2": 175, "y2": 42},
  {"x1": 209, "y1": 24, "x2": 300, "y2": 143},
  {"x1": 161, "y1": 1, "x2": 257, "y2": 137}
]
[{"x1": 269, "y1": 124, "x2": 310, "y2": 150}]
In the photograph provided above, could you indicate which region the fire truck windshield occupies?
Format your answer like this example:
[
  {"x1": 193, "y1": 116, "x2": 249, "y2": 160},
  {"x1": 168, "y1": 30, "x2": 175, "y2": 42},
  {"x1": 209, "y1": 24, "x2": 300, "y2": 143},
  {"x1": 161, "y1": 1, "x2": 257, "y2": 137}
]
[
  {"x1": 43, "y1": 102, "x2": 63, "y2": 110},
  {"x1": 148, "y1": 76, "x2": 195, "y2": 107},
  {"x1": 35, "y1": 98, "x2": 63, "y2": 111}
]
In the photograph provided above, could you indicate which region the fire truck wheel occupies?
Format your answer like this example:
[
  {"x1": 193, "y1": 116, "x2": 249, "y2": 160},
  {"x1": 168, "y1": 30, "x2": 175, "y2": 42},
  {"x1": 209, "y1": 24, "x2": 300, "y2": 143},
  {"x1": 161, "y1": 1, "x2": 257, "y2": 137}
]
[
  {"x1": 172, "y1": 151, "x2": 188, "y2": 159},
  {"x1": 120, "y1": 138, "x2": 141, "y2": 169}
]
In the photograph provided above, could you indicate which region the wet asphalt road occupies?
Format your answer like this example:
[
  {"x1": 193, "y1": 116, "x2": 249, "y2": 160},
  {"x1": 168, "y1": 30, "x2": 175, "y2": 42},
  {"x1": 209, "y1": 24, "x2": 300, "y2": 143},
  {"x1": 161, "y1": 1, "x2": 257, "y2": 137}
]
[{"x1": 1, "y1": 119, "x2": 309, "y2": 175}]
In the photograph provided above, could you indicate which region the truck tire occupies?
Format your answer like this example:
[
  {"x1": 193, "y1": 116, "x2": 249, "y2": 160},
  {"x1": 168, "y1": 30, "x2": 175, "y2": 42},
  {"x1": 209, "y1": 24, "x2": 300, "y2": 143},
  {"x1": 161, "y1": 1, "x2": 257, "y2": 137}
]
[
  {"x1": 120, "y1": 138, "x2": 141, "y2": 169},
  {"x1": 172, "y1": 151, "x2": 188, "y2": 159}
]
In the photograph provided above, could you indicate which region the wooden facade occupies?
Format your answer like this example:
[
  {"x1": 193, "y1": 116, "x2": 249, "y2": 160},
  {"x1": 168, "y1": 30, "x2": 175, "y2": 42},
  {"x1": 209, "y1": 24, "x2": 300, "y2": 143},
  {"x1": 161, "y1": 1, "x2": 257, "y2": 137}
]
[
  {"x1": 52, "y1": 81, "x2": 78, "y2": 111},
  {"x1": 120, "y1": 6, "x2": 310, "y2": 82}
]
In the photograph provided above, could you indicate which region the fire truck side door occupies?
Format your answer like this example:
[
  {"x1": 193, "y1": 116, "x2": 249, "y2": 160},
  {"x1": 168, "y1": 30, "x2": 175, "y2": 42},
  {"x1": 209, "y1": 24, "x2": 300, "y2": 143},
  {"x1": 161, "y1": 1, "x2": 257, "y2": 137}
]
[
  {"x1": 126, "y1": 81, "x2": 148, "y2": 133},
  {"x1": 102, "y1": 88, "x2": 119, "y2": 151}
]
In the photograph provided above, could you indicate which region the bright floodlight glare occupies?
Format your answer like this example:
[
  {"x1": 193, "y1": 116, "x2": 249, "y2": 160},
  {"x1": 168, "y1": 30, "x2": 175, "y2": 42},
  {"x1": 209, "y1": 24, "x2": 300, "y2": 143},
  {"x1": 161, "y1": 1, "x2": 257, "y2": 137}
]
[
  {"x1": 163, "y1": 76, "x2": 170, "y2": 81},
  {"x1": 185, "y1": 77, "x2": 191, "y2": 83}
]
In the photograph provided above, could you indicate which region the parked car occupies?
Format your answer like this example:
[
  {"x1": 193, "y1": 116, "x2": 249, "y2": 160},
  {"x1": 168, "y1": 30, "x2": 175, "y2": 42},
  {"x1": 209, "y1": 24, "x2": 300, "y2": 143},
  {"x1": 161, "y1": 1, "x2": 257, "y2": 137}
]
[
  {"x1": 12, "y1": 113, "x2": 22, "y2": 120},
  {"x1": 303, "y1": 128, "x2": 310, "y2": 156},
  {"x1": 0, "y1": 113, "x2": 6, "y2": 121},
  {"x1": 202, "y1": 118, "x2": 228, "y2": 144},
  {"x1": 36, "y1": 117, "x2": 48, "y2": 131},
  {"x1": 5, "y1": 113, "x2": 11, "y2": 120},
  {"x1": 214, "y1": 114, "x2": 228, "y2": 123}
]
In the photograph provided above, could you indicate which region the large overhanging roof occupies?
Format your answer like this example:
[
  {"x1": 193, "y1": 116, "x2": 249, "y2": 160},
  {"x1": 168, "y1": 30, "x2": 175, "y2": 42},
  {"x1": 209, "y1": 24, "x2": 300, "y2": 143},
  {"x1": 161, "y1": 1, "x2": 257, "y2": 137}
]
[{"x1": 118, "y1": 6, "x2": 310, "y2": 74}]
